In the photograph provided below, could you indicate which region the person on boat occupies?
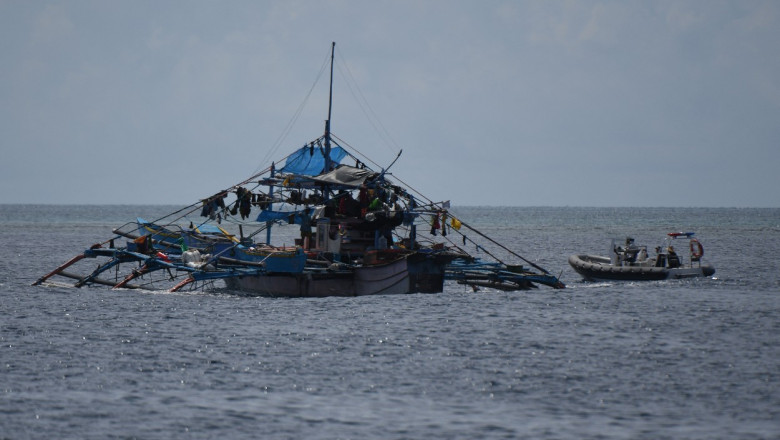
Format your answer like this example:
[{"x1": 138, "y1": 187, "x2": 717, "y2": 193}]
[
  {"x1": 623, "y1": 238, "x2": 639, "y2": 264},
  {"x1": 324, "y1": 197, "x2": 338, "y2": 218},
  {"x1": 346, "y1": 193, "x2": 362, "y2": 218},
  {"x1": 667, "y1": 245, "x2": 680, "y2": 268},
  {"x1": 613, "y1": 243, "x2": 624, "y2": 265},
  {"x1": 338, "y1": 191, "x2": 349, "y2": 216},
  {"x1": 390, "y1": 193, "x2": 401, "y2": 211},
  {"x1": 654, "y1": 246, "x2": 666, "y2": 267},
  {"x1": 358, "y1": 185, "x2": 370, "y2": 207},
  {"x1": 300, "y1": 208, "x2": 313, "y2": 249},
  {"x1": 368, "y1": 196, "x2": 384, "y2": 212},
  {"x1": 338, "y1": 191, "x2": 361, "y2": 218},
  {"x1": 613, "y1": 238, "x2": 637, "y2": 265}
]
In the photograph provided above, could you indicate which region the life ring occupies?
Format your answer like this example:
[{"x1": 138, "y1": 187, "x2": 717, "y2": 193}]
[{"x1": 690, "y1": 239, "x2": 704, "y2": 259}]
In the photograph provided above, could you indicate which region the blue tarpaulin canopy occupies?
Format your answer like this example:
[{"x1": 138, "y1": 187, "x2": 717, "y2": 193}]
[
  {"x1": 280, "y1": 145, "x2": 347, "y2": 175},
  {"x1": 256, "y1": 208, "x2": 307, "y2": 224},
  {"x1": 255, "y1": 209, "x2": 291, "y2": 223}
]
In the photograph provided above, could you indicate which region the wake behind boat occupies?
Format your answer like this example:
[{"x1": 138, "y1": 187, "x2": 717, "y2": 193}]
[
  {"x1": 34, "y1": 42, "x2": 564, "y2": 297},
  {"x1": 569, "y1": 232, "x2": 716, "y2": 282}
]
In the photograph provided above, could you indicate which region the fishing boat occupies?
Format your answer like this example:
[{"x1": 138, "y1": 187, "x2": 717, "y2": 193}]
[
  {"x1": 34, "y1": 42, "x2": 564, "y2": 296},
  {"x1": 569, "y1": 232, "x2": 716, "y2": 281}
]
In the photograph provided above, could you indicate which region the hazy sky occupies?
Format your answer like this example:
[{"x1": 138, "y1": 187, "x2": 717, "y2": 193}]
[{"x1": 2, "y1": 1, "x2": 779, "y2": 207}]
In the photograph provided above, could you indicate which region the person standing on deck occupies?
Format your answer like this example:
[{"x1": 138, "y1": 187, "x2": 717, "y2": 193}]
[{"x1": 300, "y1": 208, "x2": 313, "y2": 249}]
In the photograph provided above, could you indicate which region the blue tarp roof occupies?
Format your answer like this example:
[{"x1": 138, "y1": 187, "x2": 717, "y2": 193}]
[
  {"x1": 280, "y1": 145, "x2": 347, "y2": 175},
  {"x1": 256, "y1": 209, "x2": 307, "y2": 224},
  {"x1": 255, "y1": 209, "x2": 291, "y2": 223}
]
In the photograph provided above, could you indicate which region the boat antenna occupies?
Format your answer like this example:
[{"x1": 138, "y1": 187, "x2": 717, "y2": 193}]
[{"x1": 324, "y1": 41, "x2": 335, "y2": 172}]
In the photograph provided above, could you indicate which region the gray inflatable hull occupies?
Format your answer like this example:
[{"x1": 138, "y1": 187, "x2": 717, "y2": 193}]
[{"x1": 569, "y1": 254, "x2": 715, "y2": 282}]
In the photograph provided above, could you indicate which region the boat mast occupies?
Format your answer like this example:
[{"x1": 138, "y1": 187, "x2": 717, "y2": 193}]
[
  {"x1": 266, "y1": 162, "x2": 275, "y2": 245},
  {"x1": 324, "y1": 41, "x2": 335, "y2": 172}
]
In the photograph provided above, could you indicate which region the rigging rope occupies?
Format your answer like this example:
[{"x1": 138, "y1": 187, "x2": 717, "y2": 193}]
[
  {"x1": 251, "y1": 47, "x2": 333, "y2": 177},
  {"x1": 386, "y1": 172, "x2": 551, "y2": 274},
  {"x1": 334, "y1": 47, "x2": 402, "y2": 157},
  {"x1": 330, "y1": 133, "x2": 384, "y2": 171}
]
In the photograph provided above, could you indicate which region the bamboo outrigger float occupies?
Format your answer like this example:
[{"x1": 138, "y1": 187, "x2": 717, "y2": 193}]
[{"x1": 34, "y1": 42, "x2": 564, "y2": 296}]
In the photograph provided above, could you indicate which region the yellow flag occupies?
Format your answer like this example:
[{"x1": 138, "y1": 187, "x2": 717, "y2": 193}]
[
  {"x1": 282, "y1": 176, "x2": 291, "y2": 187},
  {"x1": 450, "y1": 217, "x2": 462, "y2": 231}
]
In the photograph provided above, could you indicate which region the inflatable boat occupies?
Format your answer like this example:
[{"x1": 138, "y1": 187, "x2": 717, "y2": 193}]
[{"x1": 569, "y1": 233, "x2": 716, "y2": 281}]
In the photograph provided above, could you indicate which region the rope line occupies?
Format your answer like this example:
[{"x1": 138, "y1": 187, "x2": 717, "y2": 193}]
[
  {"x1": 251, "y1": 47, "x2": 332, "y2": 176},
  {"x1": 334, "y1": 47, "x2": 401, "y2": 157}
]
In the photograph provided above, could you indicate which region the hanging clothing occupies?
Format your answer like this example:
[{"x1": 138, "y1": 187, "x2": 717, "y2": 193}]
[
  {"x1": 234, "y1": 187, "x2": 252, "y2": 220},
  {"x1": 430, "y1": 214, "x2": 440, "y2": 236}
]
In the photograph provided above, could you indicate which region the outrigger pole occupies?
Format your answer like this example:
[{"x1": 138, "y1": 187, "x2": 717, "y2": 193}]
[
  {"x1": 32, "y1": 253, "x2": 88, "y2": 286},
  {"x1": 450, "y1": 215, "x2": 552, "y2": 275}
]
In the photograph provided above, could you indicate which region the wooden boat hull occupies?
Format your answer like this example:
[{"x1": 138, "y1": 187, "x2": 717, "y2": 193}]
[
  {"x1": 224, "y1": 257, "x2": 410, "y2": 297},
  {"x1": 406, "y1": 252, "x2": 452, "y2": 293},
  {"x1": 569, "y1": 254, "x2": 715, "y2": 282}
]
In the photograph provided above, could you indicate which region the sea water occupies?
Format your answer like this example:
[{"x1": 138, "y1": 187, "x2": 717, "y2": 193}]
[{"x1": 1, "y1": 205, "x2": 778, "y2": 439}]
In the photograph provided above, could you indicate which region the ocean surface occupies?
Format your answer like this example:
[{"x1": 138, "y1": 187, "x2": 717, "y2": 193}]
[{"x1": 1, "y1": 205, "x2": 778, "y2": 439}]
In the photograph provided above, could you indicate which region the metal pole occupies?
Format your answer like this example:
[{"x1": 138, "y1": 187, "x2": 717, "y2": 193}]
[{"x1": 324, "y1": 42, "x2": 335, "y2": 172}]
